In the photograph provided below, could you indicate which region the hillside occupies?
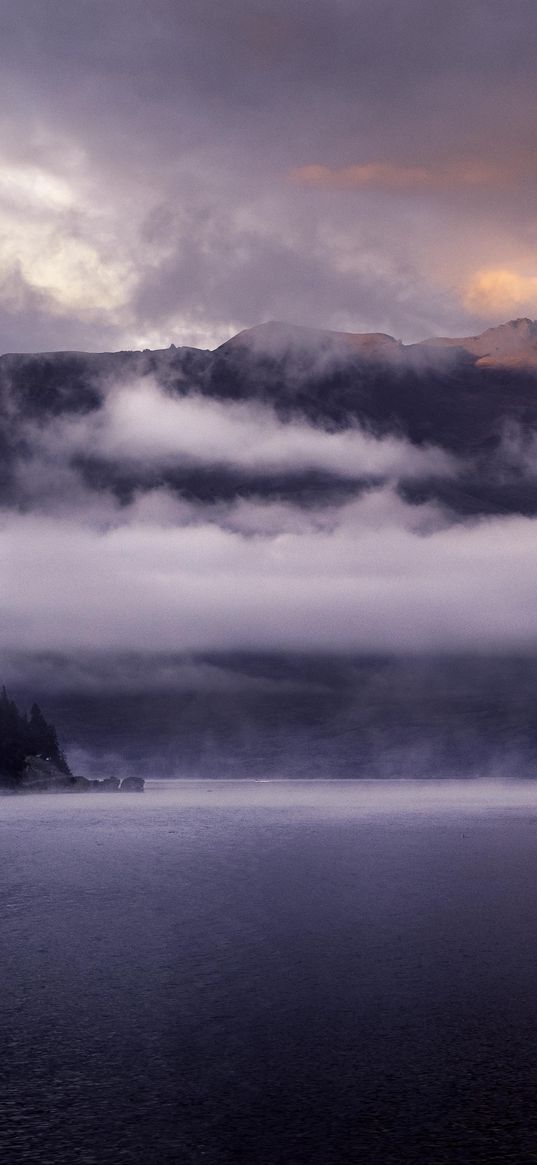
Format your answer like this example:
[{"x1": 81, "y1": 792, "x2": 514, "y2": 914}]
[
  {"x1": 3, "y1": 318, "x2": 537, "y2": 780},
  {"x1": 2, "y1": 318, "x2": 537, "y2": 519}
]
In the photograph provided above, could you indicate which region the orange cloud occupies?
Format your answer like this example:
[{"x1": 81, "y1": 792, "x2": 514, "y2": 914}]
[
  {"x1": 290, "y1": 160, "x2": 509, "y2": 192},
  {"x1": 463, "y1": 268, "x2": 537, "y2": 316}
]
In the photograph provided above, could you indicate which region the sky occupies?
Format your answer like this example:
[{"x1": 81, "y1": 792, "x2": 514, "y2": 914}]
[{"x1": 1, "y1": 0, "x2": 537, "y2": 353}]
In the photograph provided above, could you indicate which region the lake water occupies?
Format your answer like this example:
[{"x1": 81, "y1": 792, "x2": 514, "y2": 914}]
[{"x1": 2, "y1": 779, "x2": 537, "y2": 1164}]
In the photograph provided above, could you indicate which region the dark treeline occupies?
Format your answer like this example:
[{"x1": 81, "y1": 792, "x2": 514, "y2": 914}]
[{"x1": 0, "y1": 687, "x2": 70, "y2": 785}]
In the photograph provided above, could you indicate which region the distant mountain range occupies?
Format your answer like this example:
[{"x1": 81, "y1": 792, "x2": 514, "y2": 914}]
[
  {"x1": 226, "y1": 315, "x2": 537, "y2": 367},
  {"x1": 2, "y1": 316, "x2": 537, "y2": 518}
]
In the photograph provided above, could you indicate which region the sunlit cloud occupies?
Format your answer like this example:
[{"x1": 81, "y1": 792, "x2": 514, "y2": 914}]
[
  {"x1": 463, "y1": 268, "x2": 537, "y2": 318},
  {"x1": 290, "y1": 160, "x2": 508, "y2": 193},
  {"x1": 11, "y1": 234, "x2": 131, "y2": 314},
  {"x1": 0, "y1": 162, "x2": 74, "y2": 210},
  {"x1": 0, "y1": 156, "x2": 135, "y2": 317}
]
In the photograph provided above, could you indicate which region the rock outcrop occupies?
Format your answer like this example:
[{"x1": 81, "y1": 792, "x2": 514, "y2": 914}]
[
  {"x1": 19, "y1": 757, "x2": 143, "y2": 793},
  {"x1": 119, "y1": 776, "x2": 145, "y2": 792},
  {"x1": 91, "y1": 776, "x2": 121, "y2": 792}
]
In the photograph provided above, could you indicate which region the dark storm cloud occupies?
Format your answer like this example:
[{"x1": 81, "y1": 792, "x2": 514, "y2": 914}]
[
  {"x1": 1, "y1": 1, "x2": 537, "y2": 348},
  {"x1": 6, "y1": 0, "x2": 536, "y2": 159}
]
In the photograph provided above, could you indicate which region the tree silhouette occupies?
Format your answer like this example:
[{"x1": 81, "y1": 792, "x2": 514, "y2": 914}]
[{"x1": 0, "y1": 688, "x2": 71, "y2": 785}]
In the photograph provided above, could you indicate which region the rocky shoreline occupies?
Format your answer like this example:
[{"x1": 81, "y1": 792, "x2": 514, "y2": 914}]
[
  {"x1": 10, "y1": 756, "x2": 145, "y2": 793},
  {"x1": 0, "y1": 690, "x2": 143, "y2": 794}
]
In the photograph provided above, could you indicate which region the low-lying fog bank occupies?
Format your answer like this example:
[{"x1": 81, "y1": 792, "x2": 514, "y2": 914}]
[
  {"x1": 4, "y1": 778, "x2": 537, "y2": 821},
  {"x1": 7, "y1": 653, "x2": 537, "y2": 783}
]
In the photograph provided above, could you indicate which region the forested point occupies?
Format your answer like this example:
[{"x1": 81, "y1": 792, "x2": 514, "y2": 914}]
[{"x1": 0, "y1": 686, "x2": 70, "y2": 786}]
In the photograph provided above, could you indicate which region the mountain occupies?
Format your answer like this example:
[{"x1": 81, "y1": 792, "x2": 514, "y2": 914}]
[
  {"x1": 4, "y1": 318, "x2": 537, "y2": 780},
  {"x1": 221, "y1": 316, "x2": 537, "y2": 366},
  {"x1": 2, "y1": 317, "x2": 537, "y2": 520},
  {"x1": 416, "y1": 317, "x2": 537, "y2": 366},
  {"x1": 222, "y1": 319, "x2": 403, "y2": 359}
]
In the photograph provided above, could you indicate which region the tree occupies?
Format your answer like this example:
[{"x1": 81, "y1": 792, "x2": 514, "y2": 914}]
[{"x1": 0, "y1": 689, "x2": 71, "y2": 784}]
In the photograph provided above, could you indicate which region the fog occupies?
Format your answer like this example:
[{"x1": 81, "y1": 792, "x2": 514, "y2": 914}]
[
  {"x1": 9, "y1": 358, "x2": 525, "y2": 658},
  {"x1": 2, "y1": 337, "x2": 537, "y2": 781},
  {"x1": 1, "y1": 495, "x2": 537, "y2": 653},
  {"x1": 2, "y1": 650, "x2": 536, "y2": 782},
  {"x1": 40, "y1": 378, "x2": 453, "y2": 479},
  {"x1": 5, "y1": 776, "x2": 537, "y2": 819}
]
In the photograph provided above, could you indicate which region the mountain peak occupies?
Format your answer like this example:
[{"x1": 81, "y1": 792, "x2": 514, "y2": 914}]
[
  {"x1": 483, "y1": 317, "x2": 537, "y2": 339},
  {"x1": 416, "y1": 317, "x2": 537, "y2": 366},
  {"x1": 212, "y1": 317, "x2": 537, "y2": 368},
  {"x1": 218, "y1": 320, "x2": 401, "y2": 358},
  {"x1": 505, "y1": 317, "x2": 535, "y2": 329}
]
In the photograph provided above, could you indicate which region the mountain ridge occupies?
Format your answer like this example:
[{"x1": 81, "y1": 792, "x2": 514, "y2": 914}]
[
  {"x1": 3, "y1": 315, "x2": 537, "y2": 522},
  {"x1": 3, "y1": 317, "x2": 537, "y2": 367},
  {"x1": 218, "y1": 316, "x2": 537, "y2": 367}
]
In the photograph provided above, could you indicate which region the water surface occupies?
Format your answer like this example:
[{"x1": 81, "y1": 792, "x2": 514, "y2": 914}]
[{"x1": 2, "y1": 779, "x2": 537, "y2": 1164}]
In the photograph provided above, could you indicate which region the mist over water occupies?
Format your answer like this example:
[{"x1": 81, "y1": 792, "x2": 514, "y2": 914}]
[
  {"x1": 7, "y1": 651, "x2": 537, "y2": 783},
  {"x1": 3, "y1": 779, "x2": 537, "y2": 1164}
]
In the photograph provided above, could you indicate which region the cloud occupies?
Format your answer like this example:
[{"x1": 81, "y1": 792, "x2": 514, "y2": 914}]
[
  {"x1": 1, "y1": 493, "x2": 536, "y2": 655},
  {"x1": 0, "y1": 1, "x2": 537, "y2": 350},
  {"x1": 290, "y1": 161, "x2": 507, "y2": 193},
  {"x1": 0, "y1": 156, "x2": 133, "y2": 321},
  {"x1": 0, "y1": 650, "x2": 322, "y2": 697},
  {"x1": 463, "y1": 268, "x2": 537, "y2": 318},
  {"x1": 40, "y1": 378, "x2": 453, "y2": 481}
]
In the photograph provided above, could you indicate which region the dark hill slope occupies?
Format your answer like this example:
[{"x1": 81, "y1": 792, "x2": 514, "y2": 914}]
[{"x1": 2, "y1": 318, "x2": 537, "y2": 517}]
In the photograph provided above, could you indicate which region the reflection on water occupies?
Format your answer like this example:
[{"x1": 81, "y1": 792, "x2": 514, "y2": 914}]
[{"x1": 2, "y1": 780, "x2": 537, "y2": 1164}]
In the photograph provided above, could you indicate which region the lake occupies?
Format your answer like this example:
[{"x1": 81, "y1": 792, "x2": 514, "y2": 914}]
[{"x1": 2, "y1": 779, "x2": 537, "y2": 1164}]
